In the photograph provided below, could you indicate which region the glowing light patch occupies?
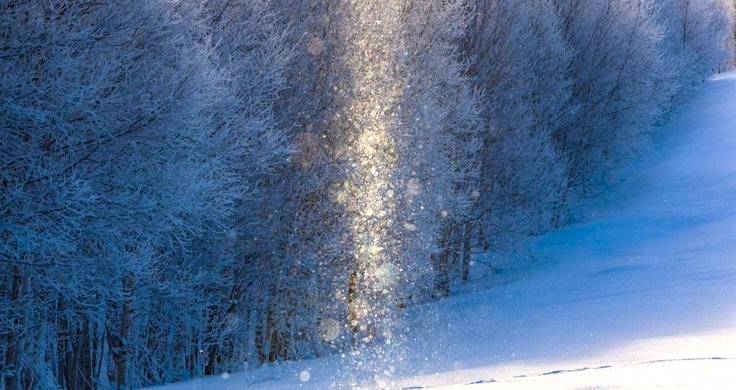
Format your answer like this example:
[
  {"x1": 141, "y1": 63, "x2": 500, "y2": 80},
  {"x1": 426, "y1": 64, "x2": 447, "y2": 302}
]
[
  {"x1": 338, "y1": 0, "x2": 405, "y2": 333},
  {"x1": 320, "y1": 318, "x2": 341, "y2": 342}
]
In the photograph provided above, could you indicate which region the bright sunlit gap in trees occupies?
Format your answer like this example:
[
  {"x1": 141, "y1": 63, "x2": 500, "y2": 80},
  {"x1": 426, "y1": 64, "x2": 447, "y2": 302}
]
[{"x1": 338, "y1": 0, "x2": 404, "y2": 349}]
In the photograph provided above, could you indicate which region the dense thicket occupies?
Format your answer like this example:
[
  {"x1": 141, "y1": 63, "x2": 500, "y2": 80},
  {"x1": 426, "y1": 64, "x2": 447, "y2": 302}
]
[{"x1": 1, "y1": 0, "x2": 733, "y2": 388}]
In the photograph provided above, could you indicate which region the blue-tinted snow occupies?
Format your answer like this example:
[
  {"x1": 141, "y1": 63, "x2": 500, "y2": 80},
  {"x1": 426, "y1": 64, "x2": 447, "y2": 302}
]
[{"x1": 152, "y1": 73, "x2": 736, "y2": 390}]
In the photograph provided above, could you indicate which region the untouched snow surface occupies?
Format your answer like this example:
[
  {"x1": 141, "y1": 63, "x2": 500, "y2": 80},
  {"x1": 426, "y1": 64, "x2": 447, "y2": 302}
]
[{"x1": 154, "y1": 73, "x2": 736, "y2": 389}]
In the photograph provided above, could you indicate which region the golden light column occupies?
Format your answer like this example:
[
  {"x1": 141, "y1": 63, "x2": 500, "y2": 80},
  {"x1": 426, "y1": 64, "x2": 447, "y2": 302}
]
[{"x1": 338, "y1": 0, "x2": 405, "y2": 344}]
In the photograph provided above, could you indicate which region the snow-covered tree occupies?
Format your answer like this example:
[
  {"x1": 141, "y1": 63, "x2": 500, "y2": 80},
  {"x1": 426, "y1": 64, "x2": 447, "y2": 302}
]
[
  {"x1": 657, "y1": 0, "x2": 735, "y2": 87},
  {"x1": 466, "y1": 0, "x2": 573, "y2": 249},
  {"x1": 396, "y1": 0, "x2": 484, "y2": 299},
  {"x1": 552, "y1": 0, "x2": 675, "y2": 206},
  {"x1": 0, "y1": 0, "x2": 290, "y2": 387}
]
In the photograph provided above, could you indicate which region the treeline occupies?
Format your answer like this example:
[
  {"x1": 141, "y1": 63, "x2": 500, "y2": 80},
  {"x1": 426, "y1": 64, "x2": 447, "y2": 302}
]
[{"x1": 1, "y1": 0, "x2": 733, "y2": 388}]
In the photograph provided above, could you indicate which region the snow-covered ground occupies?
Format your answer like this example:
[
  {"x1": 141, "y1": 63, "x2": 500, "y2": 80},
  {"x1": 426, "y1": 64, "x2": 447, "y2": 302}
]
[{"x1": 152, "y1": 73, "x2": 736, "y2": 389}]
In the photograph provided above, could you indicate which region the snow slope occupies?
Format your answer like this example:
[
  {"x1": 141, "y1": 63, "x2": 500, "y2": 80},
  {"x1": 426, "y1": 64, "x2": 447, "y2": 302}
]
[{"x1": 153, "y1": 73, "x2": 736, "y2": 389}]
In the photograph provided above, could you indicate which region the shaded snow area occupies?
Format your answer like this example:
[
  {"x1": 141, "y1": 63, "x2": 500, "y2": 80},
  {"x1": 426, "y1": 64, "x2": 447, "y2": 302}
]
[{"x1": 152, "y1": 74, "x2": 736, "y2": 389}]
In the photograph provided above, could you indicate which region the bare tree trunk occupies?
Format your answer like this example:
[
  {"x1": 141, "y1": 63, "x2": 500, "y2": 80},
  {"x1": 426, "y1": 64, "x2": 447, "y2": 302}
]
[
  {"x1": 477, "y1": 210, "x2": 490, "y2": 251},
  {"x1": 204, "y1": 343, "x2": 219, "y2": 376},
  {"x1": 435, "y1": 228, "x2": 451, "y2": 298},
  {"x1": 552, "y1": 183, "x2": 571, "y2": 228},
  {"x1": 3, "y1": 265, "x2": 23, "y2": 390},
  {"x1": 110, "y1": 272, "x2": 134, "y2": 389},
  {"x1": 462, "y1": 221, "x2": 472, "y2": 282},
  {"x1": 245, "y1": 304, "x2": 259, "y2": 368},
  {"x1": 347, "y1": 270, "x2": 359, "y2": 343}
]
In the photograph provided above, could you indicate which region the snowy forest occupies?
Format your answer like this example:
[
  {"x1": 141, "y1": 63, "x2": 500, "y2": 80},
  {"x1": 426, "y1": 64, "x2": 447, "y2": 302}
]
[{"x1": 1, "y1": 0, "x2": 735, "y2": 389}]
